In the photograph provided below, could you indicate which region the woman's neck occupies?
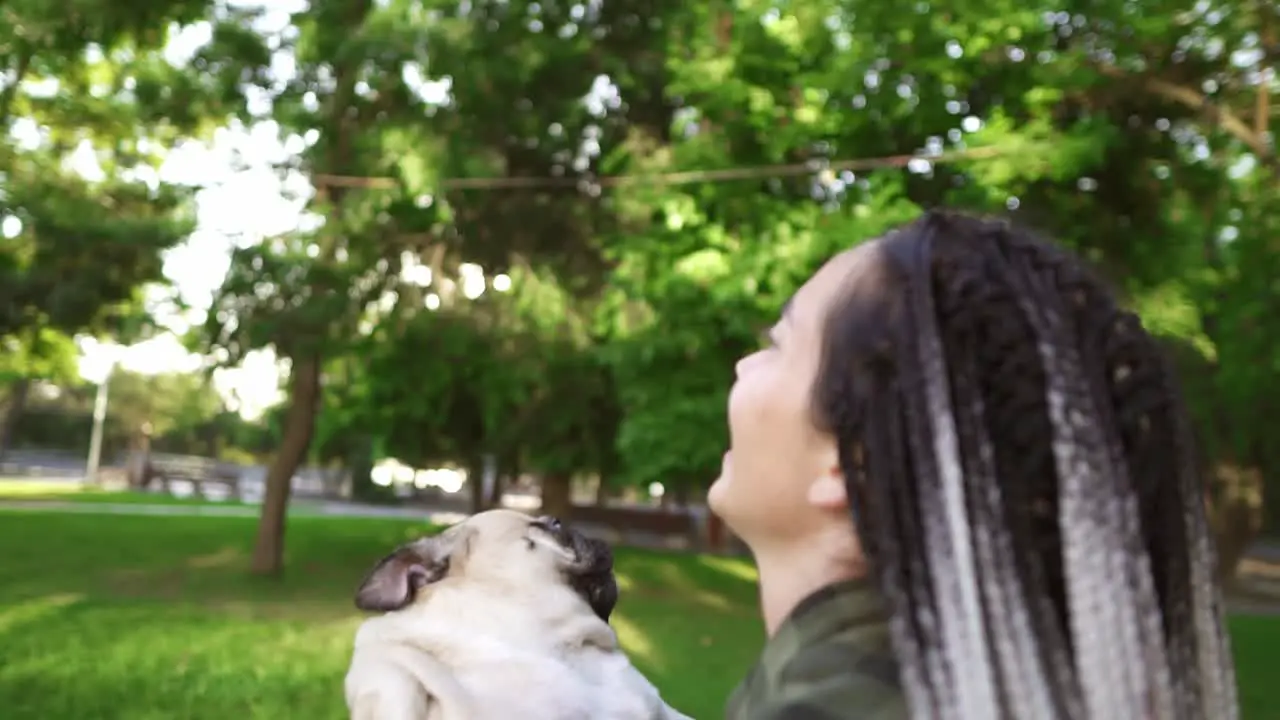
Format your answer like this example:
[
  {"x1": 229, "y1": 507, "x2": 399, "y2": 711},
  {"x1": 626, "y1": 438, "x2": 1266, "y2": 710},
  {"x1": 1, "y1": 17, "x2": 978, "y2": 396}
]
[{"x1": 752, "y1": 542, "x2": 867, "y2": 636}]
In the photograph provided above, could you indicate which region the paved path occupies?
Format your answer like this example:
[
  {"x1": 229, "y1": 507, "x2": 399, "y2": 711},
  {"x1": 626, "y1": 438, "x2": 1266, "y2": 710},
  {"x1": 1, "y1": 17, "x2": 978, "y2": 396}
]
[{"x1": 0, "y1": 499, "x2": 470, "y2": 524}]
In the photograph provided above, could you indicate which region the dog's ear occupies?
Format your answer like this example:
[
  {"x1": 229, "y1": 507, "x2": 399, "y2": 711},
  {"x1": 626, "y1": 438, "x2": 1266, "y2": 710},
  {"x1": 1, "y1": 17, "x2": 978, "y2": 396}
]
[{"x1": 354, "y1": 538, "x2": 450, "y2": 612}]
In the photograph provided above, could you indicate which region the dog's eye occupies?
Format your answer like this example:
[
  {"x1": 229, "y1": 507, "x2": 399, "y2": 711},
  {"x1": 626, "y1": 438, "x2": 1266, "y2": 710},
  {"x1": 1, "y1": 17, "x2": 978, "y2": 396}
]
[{"x1": 524, "y1": 538, "x2": 535, "y2": 550}]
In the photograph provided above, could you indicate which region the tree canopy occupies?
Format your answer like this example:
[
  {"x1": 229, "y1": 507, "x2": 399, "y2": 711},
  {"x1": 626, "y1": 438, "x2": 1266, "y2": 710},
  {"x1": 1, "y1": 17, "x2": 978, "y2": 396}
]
[{"x1": 4, "y1": 0, "x2": 1276, "y2": 573}]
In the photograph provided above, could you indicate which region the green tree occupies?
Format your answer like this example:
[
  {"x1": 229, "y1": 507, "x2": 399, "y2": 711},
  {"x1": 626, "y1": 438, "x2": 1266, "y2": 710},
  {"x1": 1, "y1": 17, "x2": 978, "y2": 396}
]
[
  {"x1": 597, "y1": 0, "x2": 1280, "y2": 564},
  {"x1": 197, "y1": 0, "x2": 454, "y2": 575},
  {"x1": 0, "y1": 328, "x2": 77, "y2": 461},
  {"x1": 182, "y1": 0, "x2": 1280, "y2": 577},
  {"x1": 196, "y1": 0, "x2": 674, "y2": 570},
  {"x1": 0, "y1": 0, "x2": 271, "y2": 464},
  {"x1": 4, "y1": 368, "x2": 269, "y2": 463},
  {"x1": 352, "y1": 261, "x2": 620, "y2": 517}
]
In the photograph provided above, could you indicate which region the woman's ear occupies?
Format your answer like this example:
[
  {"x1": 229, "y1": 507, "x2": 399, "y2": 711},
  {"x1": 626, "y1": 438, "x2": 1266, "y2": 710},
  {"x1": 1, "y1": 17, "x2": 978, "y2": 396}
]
[
  {"x1": 807, "y1": 458, "x2": 849, "y2": 511},
  {"x1": 806, "y1": 435, "x2": 849, "y2": 510}
]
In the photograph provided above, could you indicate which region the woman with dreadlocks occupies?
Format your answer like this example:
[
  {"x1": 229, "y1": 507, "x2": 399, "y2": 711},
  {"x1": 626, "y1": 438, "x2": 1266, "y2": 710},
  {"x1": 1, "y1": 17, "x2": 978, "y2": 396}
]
[{"x1": 710, "y1": 209, "x2": 1238, "y2": 720}]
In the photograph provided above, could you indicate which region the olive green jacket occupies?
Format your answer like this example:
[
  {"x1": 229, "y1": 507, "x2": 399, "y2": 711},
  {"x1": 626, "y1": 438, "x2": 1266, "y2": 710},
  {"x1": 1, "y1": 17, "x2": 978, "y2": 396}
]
[{"x1": 726, "y1": 580, "x2": 908, "y2": 720}]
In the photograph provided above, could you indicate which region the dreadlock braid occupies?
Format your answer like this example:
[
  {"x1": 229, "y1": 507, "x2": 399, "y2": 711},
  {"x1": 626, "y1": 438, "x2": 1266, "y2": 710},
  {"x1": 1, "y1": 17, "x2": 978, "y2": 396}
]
[
  {"x1": 1106, "y1": 314, "x2": 1238, "y2": 717},
  {"x1": 892, "y1": 227, "x2": 1001, "y2": 720},
  {"x1": 1007, "y1": 234, "x2": 1179, "y2": 718},
  {"x1": 998, "y1": 234, "x2": 1155, "y2": 720},
  {"x1": 812, "y1": 210, "x2": 1238, "y2": 720},
  {"x1": 930, "y1": 234, "x2": 1067, "y2": 719},
  {"x1": 826, "y1": 263, "x2": 946, "y2": 715}
]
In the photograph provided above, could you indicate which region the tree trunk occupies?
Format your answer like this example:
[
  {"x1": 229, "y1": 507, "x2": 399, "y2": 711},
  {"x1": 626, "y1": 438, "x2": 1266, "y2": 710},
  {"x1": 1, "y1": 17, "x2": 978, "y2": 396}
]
[
  {"x1": 128, "y1": 430, "x2": 152, "y2": 490},
  {"x1": 348, "y1": 434, "x2": 375, "y2": 502},
  {"x1": 707, "y1": 512, "x2": 727, "y2": 553},
  {"x1": 0, "y1": 378, "x2": 31, "y2": 464},
  {"x1": 540, "y1": 472, "x2": 572, "y2": 521},
  {"x1": 673, "y1": 482, "x2": 691, "y2": 508},
  {"x1": 1251, "y1": 400, "x2": 1280, "y2": 539},
  {"x1": 1192, "y1": 182, "x2": 1260, "y2": 585},
  {"x1": 487, "y1": 473, "x2": 507, "y2": 509},
  {"x1": 594, "y1": 474, "x2": 610, "y2": 507},
  {"x1": 1210, "y1": 466, "x2": 1266, "y2": 587},
  {"x1": 250, "y1": 356, "x2": 322, "y2": 577},
  {"x1": 488, "y1": 453, "x2": 519, "y2": 508},
  {"x1": 467, "y1": 455, "x2": 486, "y2": 514}
]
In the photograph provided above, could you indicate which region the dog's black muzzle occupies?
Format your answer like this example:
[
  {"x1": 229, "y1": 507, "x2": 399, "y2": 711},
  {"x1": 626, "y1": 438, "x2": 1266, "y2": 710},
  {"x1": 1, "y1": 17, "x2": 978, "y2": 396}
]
[{"x1": 534, "y1": 515, "x2": 618, "y2": 622}]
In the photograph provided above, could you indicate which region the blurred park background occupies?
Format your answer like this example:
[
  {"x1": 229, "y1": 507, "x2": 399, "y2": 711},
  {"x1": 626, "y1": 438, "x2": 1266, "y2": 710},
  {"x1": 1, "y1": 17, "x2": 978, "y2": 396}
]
[{"x1": 2, "y1": 0, "x2": 1280, "y2": 717}]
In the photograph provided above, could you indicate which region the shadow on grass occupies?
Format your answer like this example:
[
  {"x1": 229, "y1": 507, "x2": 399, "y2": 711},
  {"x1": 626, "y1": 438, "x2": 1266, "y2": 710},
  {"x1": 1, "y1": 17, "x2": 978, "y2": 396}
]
[
  {"x1": 0, "y1": 594, "x2": 356, "y2": 720},
  {"x1": 612, "y1": 546, "x2": 758, "y2": 614}
]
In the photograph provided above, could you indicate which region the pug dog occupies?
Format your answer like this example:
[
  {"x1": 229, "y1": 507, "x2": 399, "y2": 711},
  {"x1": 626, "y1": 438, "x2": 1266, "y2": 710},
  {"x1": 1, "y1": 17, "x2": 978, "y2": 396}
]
[{"x1": 344, "y1": 509, "x2": 695, "y2": 720}]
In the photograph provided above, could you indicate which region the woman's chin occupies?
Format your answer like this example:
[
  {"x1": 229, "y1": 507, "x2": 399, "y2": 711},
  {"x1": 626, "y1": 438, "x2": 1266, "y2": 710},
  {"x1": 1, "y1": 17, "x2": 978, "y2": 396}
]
[{"x1": 706, "y1": 472, "x2": 731, "y2": 515}]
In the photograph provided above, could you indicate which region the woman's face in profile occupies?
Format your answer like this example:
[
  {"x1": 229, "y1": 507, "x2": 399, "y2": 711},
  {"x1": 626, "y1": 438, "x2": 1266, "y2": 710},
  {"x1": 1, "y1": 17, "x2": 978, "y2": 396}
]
[{"x1": 708, "y1": 245, "x2": 879, "y2": 546}]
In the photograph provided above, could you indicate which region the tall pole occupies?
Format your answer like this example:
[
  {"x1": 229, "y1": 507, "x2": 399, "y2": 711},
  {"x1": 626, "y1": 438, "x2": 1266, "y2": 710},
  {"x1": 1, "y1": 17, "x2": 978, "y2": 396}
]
[{"x1": 84, "y1": 361, "x2": 115, "y2": 486}]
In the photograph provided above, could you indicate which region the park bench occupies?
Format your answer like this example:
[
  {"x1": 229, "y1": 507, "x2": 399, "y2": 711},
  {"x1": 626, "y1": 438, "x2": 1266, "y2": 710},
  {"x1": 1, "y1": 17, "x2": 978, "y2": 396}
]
[{"x1": 139, "y1": 453, "x2": 242, "y2": 501}]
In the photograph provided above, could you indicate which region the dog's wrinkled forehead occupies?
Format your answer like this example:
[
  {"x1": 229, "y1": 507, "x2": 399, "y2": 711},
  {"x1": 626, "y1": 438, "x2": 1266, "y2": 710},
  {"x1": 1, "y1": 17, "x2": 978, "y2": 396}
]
[{"x1": 460, "y1": 508, "x2": 542, "y2": 539}]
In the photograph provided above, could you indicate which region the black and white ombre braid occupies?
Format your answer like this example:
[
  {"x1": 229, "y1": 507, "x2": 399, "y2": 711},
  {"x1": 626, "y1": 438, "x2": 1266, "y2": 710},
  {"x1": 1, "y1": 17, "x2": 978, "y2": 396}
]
[{"x1": 812, "y1": 210, "x2": 1238, "y2": 720}]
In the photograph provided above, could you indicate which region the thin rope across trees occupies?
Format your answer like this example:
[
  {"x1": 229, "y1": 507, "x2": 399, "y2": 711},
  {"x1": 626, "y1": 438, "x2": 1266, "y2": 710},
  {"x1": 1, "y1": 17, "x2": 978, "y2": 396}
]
[
  {"x1": 309, "y1": 144, "x2": 1021, "y2": 192},
  {"x1": 306, "y1": 63, "x2": 1273, "y2": 194}
]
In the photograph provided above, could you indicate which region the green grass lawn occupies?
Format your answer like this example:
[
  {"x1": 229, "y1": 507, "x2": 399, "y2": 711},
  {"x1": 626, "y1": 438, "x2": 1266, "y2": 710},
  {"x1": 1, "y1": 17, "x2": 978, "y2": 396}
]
[
  {"x1": 0, "y1": 510, "x2": 1275, "y2": 719},
  {"x1": 0, "y1": 510, "x2": 762, "y2": 719}
]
